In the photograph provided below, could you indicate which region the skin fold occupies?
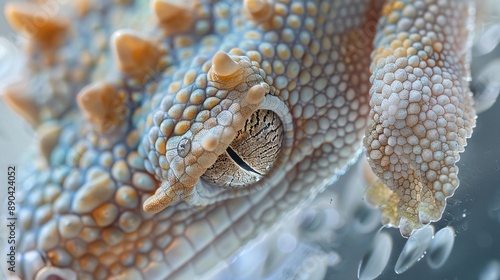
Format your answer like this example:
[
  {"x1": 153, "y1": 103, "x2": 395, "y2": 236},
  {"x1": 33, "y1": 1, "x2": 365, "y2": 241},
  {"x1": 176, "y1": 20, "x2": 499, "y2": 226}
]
[{"x1": 0, "y1": 0, "x2": 476, "y2": 279}]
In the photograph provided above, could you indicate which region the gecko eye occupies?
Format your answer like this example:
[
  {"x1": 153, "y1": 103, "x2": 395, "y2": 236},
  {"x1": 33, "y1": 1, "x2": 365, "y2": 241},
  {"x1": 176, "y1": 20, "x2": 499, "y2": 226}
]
[
  {"x1": 201, "y1": 109, "x2": 283, "y2": 188},
  {"x1": 177, "y1": 138, "x2": 191, "y2": 158}
]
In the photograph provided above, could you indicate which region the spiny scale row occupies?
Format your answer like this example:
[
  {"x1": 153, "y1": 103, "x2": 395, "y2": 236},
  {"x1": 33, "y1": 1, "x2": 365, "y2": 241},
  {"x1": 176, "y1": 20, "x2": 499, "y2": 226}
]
[
  {"x1": 75, "y1": 51, "x2": 259, "y2": 134},
  {"x1": 2, "y1": 0, "x2": 274, "y2": 130},
  {"x1": 3, "y1": 0, "x2": 275, "y2": 50}
]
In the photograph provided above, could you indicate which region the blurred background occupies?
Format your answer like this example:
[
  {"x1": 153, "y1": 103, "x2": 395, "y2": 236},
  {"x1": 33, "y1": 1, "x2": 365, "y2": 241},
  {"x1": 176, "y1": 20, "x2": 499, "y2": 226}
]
[
  {"x1": 0, "y1": 1, "x2": 31, "y2": 176},
  {"x1": 0, "y1": 0, "x2": 499, "y2": 279}
]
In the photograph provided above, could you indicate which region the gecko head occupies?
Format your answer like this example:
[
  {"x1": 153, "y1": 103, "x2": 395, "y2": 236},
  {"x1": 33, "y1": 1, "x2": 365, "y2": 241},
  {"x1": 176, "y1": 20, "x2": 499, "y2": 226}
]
[{"x1": 141, "y1": 51, "x2": 292, "y2": 214}]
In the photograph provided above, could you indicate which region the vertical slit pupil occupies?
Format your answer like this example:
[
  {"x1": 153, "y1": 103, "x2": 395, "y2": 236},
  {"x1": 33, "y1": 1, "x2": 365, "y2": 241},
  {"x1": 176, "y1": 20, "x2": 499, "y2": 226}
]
[{"x1": 226, "y1": 146, "x2": 262, "y2": 175}]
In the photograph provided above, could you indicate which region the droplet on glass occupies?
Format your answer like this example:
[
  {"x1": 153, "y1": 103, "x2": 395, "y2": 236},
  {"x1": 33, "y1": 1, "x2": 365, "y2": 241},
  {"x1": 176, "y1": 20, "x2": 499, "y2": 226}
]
[
  {"x1": 300, "y1": 208, "x2": 325, "y2": 233},
  {"x1": 352, "y1": 204, "x2": 381, "y2": 234},
  {"x1": 475, "y1": 24, "x2": 500, "y2": 56},
  {"x1": 326, "y1": 251, "x2": 342, "y2": 267},
  {"x1": 323, "y1": 208, "x2": 343, "y2": 230},
  {"x1": 394, "y1": 225, "x2": 434, "y2": 274},
  {"x1": 277, "y1": 232, "x2": 297, "y2": 254},
  {"x1": 357, "y1": 231, "x2": 393, "y2": 280},
  {"x1": 471, "y1": 59, "x2": 500, "y2": 114},
  {"x1": 427, "y1": 226, "x2": 455, "y2": 269},
  {"x1": 479, "y1": 259, "x2": 500, "y2": 280}
]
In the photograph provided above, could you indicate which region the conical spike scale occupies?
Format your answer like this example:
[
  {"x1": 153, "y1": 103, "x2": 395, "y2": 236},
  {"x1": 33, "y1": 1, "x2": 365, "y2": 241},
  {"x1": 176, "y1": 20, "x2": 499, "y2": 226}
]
[
  {"x1": 4, "y1": 2, "x2": 69, "y2": 48},
  {"x1": 37, "y1": 123, "x2": 62, "y2": 164},
  {"x1": 111, "y1": 30, "x2": 162, "y2": 79},
  {"x1": 1, "y1": 81, "x2": 40, "y2": 126},
  {"x1": 76, "y1": 82, "x2": 123, "y2": 132},
  {"x1": 208, "y1": 51, "x2": 244, "y2": 87},
  {"x1": 212, "y1": 51, "x2": 240, "y2": 77},
  {"x1": 74, "y1": 0, "x2": 94, "y2": 17},
  {"x1": 244, "y1": 0, "x2": 273, "y2": 22},
  {"x1": 245, "y1": 83, "x2": 268, "y2": 104},
  {"x1": 152, "y1": 0, "x2": 195, "y2": 35}
]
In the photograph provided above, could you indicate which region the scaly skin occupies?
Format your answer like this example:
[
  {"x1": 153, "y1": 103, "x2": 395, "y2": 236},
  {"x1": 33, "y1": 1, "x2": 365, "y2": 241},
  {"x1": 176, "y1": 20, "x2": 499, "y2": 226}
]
[
  {"x1": 364, "y1": 0, "x2": 476, "y2": 236},
  {"x1": 0, "y1": 0, "x2": 475, "y2": 279}
]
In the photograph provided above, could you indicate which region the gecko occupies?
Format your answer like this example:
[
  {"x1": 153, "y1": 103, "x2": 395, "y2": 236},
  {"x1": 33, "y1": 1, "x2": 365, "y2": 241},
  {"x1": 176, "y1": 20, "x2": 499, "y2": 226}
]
[{"x1": 0, "y1": 0, "x2": 476, "y2": 279}]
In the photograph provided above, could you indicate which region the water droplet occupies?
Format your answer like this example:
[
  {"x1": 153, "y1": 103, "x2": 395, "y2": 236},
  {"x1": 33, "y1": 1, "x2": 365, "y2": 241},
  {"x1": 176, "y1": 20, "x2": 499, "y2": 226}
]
[
  {"x1": 352, "y1": 204, "x2": 381, "y2": 234},
  {"x1": 357, "y1": 231, "x2": 393, "y2": 280},
  {"x1": 471, "y1": 59, "x2": 500, "y2": 113},
  {"x1": 479, "y1": 259, "x2": 500, "y2": 280},
  {"x1": 475, "y1": 24, "x2": 500, "y2": 56},
  {"x1": 324, "y1": 208, "x2": 343, "y2": 229},
  {"x1": 277, "y1": 232, "x2": 297, "y2": 253},
  {"x1": 300, "y1": 208, "x2": 325, "y2": 232},
  {"x1": 326, "y1": 251, "x2": 342, "y2": 267},
  {"x1": 394, "y1": 225, "x2": 434, "y2": 274},
  {"x1": 427, "y1": 226, "x2": 455, "y2": 269}
]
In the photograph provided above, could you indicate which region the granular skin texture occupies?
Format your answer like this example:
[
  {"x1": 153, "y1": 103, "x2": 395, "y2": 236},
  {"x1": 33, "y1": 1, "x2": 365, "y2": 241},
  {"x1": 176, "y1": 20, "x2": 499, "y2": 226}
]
[{"x1": 0, "y1": 0, "x2": 476, "y2": 279}]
